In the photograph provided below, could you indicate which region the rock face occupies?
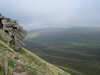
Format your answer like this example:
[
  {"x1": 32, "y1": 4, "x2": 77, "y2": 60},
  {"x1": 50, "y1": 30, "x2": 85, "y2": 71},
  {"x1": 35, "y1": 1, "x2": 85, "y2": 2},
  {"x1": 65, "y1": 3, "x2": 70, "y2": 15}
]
[{"x1": 0, "y1": 14, "x2": 27, "y2": 50}]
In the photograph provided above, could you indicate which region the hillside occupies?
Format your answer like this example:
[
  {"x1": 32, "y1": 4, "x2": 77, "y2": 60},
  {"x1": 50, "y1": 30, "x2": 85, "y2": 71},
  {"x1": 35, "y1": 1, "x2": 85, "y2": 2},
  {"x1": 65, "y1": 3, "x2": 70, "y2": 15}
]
[
  {"x1": 0, "y1": 33, "x2": 70, "y2": 75},
  {"x1": 25, "y1": 27, "x2": 100, "y2": 75},
  {"x1": 0, "y1": 14, "x2": 69, "y2": 75}
]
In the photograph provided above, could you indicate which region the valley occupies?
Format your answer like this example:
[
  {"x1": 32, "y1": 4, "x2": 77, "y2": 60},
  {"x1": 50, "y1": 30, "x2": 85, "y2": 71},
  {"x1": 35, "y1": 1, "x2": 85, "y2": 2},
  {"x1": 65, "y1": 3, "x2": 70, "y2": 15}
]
[{"x1": 25, "y1": 27, "x2": 100, "y2": 75}]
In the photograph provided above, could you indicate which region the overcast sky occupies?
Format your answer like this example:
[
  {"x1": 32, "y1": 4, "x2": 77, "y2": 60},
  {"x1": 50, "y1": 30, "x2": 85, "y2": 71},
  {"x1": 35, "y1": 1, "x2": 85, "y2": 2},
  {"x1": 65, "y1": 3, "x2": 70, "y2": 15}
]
[{"x1": 0, "y1": 0, "x2": 100, "y2": 30}]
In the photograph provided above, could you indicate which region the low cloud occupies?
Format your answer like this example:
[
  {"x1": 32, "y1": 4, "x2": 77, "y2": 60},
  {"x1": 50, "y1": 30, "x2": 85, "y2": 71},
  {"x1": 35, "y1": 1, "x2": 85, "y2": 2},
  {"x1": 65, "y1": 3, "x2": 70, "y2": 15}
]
[{"x1": 0, "y1": 0, "x2": 100, "y2": 30}]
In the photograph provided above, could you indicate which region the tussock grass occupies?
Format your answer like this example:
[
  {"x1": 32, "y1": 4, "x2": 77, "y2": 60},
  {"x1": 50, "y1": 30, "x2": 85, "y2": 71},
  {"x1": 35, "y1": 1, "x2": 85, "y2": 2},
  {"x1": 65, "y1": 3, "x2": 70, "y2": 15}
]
[{"x1": 0, "y1": 39, "x2": 70, "y2": 75}]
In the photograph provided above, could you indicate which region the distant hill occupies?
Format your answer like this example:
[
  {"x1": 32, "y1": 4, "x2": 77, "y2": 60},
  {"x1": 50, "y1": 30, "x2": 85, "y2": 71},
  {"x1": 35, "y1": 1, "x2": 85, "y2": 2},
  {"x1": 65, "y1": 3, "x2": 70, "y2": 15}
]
[
  {"x1": 25, "y1": 27, "x2": 100, "y2": 75},
  {"x1": 26, "y1": 27, "x2": 100, "y2": 43}
]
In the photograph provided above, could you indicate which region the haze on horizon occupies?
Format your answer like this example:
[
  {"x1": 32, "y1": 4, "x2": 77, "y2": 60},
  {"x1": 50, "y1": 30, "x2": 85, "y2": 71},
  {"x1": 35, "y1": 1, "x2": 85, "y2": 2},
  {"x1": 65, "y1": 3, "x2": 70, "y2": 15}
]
[{"x1": 0, "y1": 0, "x2": 100, "y2": 30}]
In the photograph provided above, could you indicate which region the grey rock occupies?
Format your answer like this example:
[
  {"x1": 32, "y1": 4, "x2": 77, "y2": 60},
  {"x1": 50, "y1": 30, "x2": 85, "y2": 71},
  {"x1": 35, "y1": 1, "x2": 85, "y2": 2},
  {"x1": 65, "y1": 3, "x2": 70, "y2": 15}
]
[{"x1": 0, "y1": 14, "x2": 27, "y2": 51}]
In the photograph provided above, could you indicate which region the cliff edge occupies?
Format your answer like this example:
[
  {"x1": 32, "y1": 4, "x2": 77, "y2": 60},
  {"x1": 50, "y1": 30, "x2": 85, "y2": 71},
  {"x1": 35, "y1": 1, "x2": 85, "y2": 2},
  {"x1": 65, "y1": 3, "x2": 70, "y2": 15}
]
[{"x1": 0, "y1": 14, "x2": 70, "y2": 75}]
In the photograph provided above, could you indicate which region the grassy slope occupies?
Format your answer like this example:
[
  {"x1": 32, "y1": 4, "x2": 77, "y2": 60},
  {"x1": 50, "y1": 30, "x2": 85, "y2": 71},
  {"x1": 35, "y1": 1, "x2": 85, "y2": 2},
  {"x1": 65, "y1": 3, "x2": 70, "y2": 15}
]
[{"x1": 0, "y1": 39, "x2": 70, "y2": 75}]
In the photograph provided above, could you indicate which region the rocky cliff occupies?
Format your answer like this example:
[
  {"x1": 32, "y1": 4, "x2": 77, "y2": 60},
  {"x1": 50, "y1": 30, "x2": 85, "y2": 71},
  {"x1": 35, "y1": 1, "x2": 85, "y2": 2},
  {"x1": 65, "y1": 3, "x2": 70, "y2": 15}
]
[
  {"x1": 0, "y1": 14, "x2": 27, "y2": 50},
  {"x1": 0, "y1": 14, "x2": 70, "y2": 75}
]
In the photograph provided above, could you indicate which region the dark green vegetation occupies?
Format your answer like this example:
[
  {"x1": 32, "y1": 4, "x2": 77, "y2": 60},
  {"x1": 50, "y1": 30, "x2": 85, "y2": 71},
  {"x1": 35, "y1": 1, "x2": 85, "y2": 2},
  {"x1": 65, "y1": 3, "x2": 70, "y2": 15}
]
[
  {"x1": 25, "y1": 27, "x2": 100, "y2": 75},
  {"x1": 8, "y1": 59, "x2": 14, "y2": 68},
  {"x1": 24, "y1": 65, "x2": 37, "y2": 75}
]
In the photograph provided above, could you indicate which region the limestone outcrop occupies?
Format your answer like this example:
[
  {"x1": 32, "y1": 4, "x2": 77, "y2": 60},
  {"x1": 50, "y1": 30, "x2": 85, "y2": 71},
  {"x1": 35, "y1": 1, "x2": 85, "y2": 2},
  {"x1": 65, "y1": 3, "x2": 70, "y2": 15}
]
[{"x1": 0, "y1": 13, "x2": 27, "y2": 50}]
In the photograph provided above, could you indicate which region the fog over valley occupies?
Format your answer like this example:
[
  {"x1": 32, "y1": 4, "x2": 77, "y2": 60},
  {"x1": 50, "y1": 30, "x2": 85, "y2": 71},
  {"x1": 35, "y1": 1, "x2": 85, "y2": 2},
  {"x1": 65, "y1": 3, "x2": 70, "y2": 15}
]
[{"x1": 0, "y1": 0, "x2": 100, "y2": 75}]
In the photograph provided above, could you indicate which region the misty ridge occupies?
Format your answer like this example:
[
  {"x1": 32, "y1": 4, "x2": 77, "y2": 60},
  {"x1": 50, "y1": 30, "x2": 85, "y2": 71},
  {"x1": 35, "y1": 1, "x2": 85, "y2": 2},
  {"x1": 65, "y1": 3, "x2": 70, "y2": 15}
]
[{"x1": 26, "y1": 27, "x2": 100, "y2": 42}]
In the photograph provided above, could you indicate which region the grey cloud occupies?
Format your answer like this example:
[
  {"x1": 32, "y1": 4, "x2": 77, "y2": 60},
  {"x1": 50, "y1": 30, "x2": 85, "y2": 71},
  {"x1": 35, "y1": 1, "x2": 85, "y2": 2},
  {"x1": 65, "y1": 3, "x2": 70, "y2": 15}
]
[{"x1": 0, "y1": 0, "x2": 100, "y2": 30}]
